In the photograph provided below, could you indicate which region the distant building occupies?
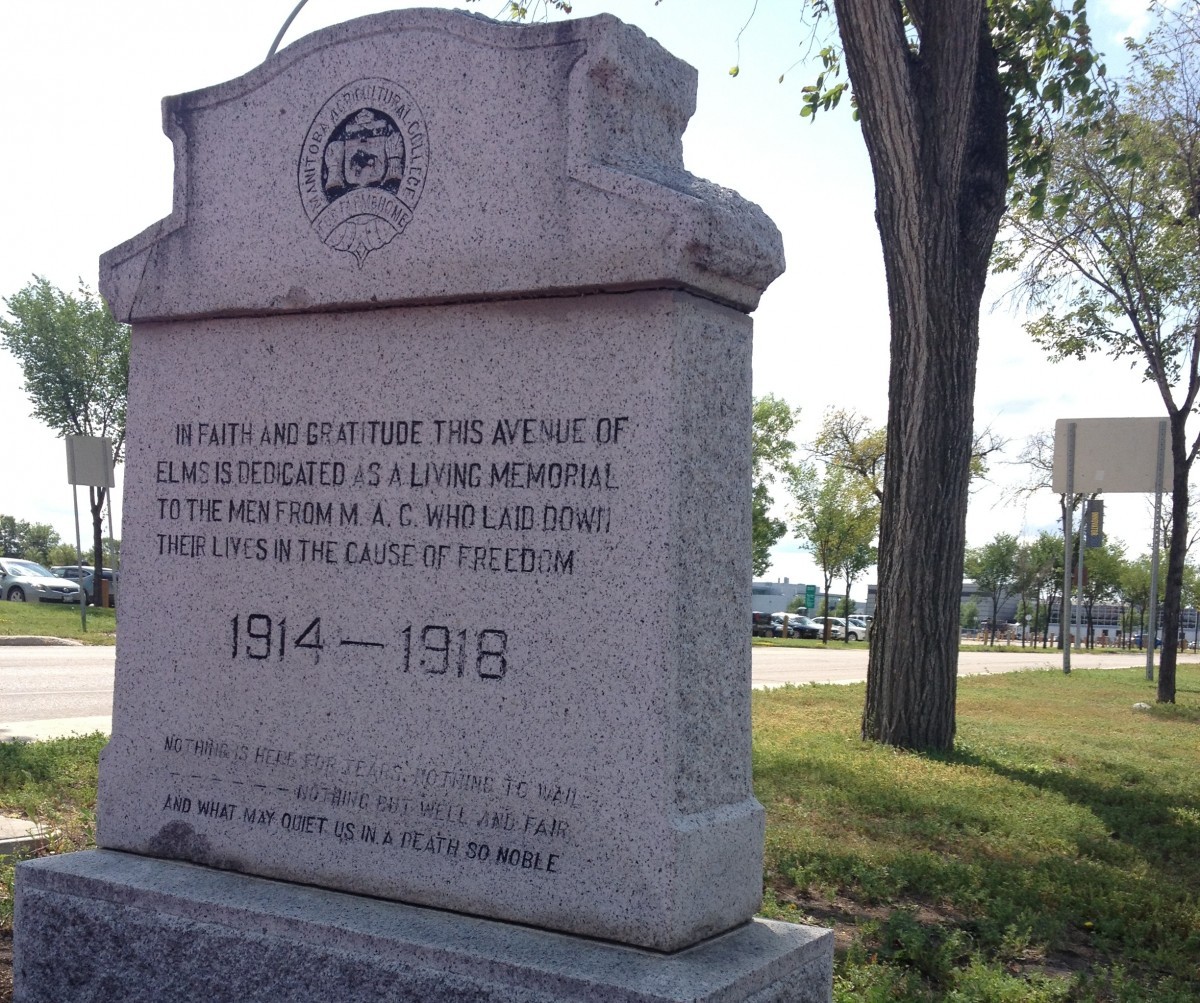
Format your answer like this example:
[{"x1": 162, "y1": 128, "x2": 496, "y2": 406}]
[
  {"x1": 862, "y1": 581, "x2": 1197, "y2": 644},
  {"x1": 752, "y1": 578, "x2": 848, "y2": 616}
]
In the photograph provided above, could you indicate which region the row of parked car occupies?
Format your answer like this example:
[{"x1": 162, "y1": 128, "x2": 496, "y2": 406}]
[
  {"x1": 752, "y1": 611, "x2": 872, "y2": 641},
  {"x1": 0, "y1": 558, "x2": 118, "y2": 606}
]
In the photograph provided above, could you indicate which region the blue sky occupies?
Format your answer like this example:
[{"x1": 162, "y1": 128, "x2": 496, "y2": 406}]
[{"x1": 0, "y1": 0, "x2": 1170, "y2": 594}]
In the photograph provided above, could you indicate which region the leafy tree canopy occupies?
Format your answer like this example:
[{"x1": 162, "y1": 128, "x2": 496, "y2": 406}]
[
  {"x1": 0, "y1": 515, "x2": 26, "y2": 559},
  {"x1": 791, "y1": 462, "x2": 877, "y2": 639},
  {"x1": 466, "y1": 0, "x2": 573, "y2": 19},
  {"x1": 813, "y1": 407, "x2": 1007, "y2": 500},
  {"x1": 1, "y1": 277, "x2": 130, "y2": 598},
  {"x1": 0, "y1": 515, "x2": 66, "y2": 564},
  {"x1": 1, "y1": 277, "x2": 129, "y2": 459},
  {"x1": 960, "y1": 598, "x2": 980, "y2": 630},
  {"x1": 751, "y1": 394, "x2": 801, "y2": 577},
  {"x1": 786, "y1": 0, "x2": 1109, "y2": 218},
  {"x1": 965, "y1": 532, "x2": 1020, "y2": 643},
  {"x1": 998, "y1": 2, "x2": 1200, "y2": 702}
]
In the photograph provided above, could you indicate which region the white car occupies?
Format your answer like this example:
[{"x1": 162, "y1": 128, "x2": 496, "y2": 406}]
[
  {"x1": 810, "y1": 616, "x2": 845, "y2": 640},
  {"x1": 0, "y1": 558, "x2": 85, "y2": 604},
  {"x1": 847, "y1": 616, "x2": 872, "y2": 641},
  {"x1": 812, "y1": 616, "x2": 869, "y2": 641}
]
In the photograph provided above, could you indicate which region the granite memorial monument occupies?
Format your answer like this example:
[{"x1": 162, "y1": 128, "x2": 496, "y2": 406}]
[{"x1": 15, "y1": 10, "x2": 833, "y2": 1001}]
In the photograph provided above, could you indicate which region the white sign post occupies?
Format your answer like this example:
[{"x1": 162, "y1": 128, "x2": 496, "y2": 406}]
[
  {"x1": 1053, "y1": 418, "x2": 1170, "y2": 679},
  {"x1": 65, "y1": 436, "x2": 115, "y2": 629}
]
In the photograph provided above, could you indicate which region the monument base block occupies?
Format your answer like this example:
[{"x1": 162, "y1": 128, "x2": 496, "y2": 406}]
[{"x1": 16, "y1": 850, "x2": 833, "y2": 1003}]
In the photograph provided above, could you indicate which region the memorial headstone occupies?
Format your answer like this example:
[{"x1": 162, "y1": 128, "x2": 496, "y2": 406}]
[{"x1": 15, "y1": 10, "x2": 833, "y2": 1001}]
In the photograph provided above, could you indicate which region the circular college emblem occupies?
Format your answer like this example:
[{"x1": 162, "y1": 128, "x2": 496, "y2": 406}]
[{"x1": 298, "y1": 78, "x2": 429, "y2": 266}]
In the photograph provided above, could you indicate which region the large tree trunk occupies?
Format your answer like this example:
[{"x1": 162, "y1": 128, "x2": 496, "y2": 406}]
[
  {"x1": 1158, "y1": 412, "x2": 1190, "y2": 702},
  {"x1": 90, "y1": 485, "x2": 107, "y2": 607},
  {"x1": 836, "y1": 1, "x2": 1008, "y2": 749}
]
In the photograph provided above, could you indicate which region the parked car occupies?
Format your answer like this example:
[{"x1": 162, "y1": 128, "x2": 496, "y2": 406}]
[
  {"x1": 810, "y1": 616, "x2": 847, "y2": 641},
  {"x1": 846, "y1": 616, "x2": 872, "y2": 641},
  {"x1": 752, "y1": 611, "x2": 776, "y2": 637},
  {"x1": 0, "y1": 558, "x2": 84, "y2": 604},
  {"x1": 52, "y1": 565, "x2": 118, "y2": 607},
  {"x1": 772, "y1": 613, "x2": 820, "y2": 639}
]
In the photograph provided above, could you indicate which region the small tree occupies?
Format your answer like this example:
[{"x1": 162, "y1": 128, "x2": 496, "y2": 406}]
[
  {"x1": 837, "y1": 537, "x2": 877, "y2": 642},
  {"x1": 1024, "y1": 531, "x2": 1064, "y2": 648},
  {"x1": 999, "y1": 5, "x2": 1200, "y2": 701},
  {"x1": 47, "y1": 543, "x2": 79, "y2": 568},
  {"x1": 1181, "y1": 562, "x2": 1200, "y2": 650},
  {"x1": 20, "y1": 523, "x2": 61, "y2": 566},
  {"x1": 1118, "y1": 555, "x2": 1156, "y2": 648},
  {"x1": 812, "y1": 406, "x2": 1004, "y2": 505},
  {"x1": 1080, "y1": 541, "x2": 1126, "y2": 647},
  {"x1": 0, "y1": 515, "x2": 29, "y2": 558},
  {"x1": 807, "y1": 412, "x2": 881, "y2": 641},
  {"x1": 751, "y1": 395, "x2": 801, "y2": 577},
  {"x1": 793, "y1": 465, "x2": 870, "y2": 643},
  {"x1": 964, "y1": 533, "x2": 1020, "y2": 645},
  {"x1": 811, "y1": 408, "x2": 887, "y2": 502},
  {"x1": 88, "y1": 537, "x2": 121, "y2": 569},
  {"x1": 1007, "y1": 432, "x2": 1088, "y2": 645},
  {"x1": 1, "y1": 278, "x2": 129, "y2": 600}
]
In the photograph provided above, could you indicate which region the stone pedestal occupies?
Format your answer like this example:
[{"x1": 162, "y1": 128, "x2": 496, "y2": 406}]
[{"x1": 17, "y1": 851, "x2": 832, "y2": 1003}]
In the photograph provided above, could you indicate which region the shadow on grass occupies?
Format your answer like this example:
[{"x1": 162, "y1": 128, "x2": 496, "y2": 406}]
[
  {"x1": 756, "y1": 739, "x2": 1200, "y2": 985},
  {"x1": 937, "y1": 744, "x2": 1200, "y2": 874}
]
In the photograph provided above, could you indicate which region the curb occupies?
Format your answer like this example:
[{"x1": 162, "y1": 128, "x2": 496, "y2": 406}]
[
  {"x1": 0, "y1": 636, "x2": 85, "y2": 646},
  {"x1": 0, "y1": 815, "x2": 53, "y2": 859}
]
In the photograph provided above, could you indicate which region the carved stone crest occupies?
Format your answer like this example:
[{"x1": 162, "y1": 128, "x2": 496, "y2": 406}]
[{"x1": 298, "y1": 79, "x2": 429, "y2": 266}]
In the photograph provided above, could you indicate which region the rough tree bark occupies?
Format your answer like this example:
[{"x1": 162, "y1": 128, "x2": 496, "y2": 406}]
[
  {"x1": 1160, "y1": 408, "x2": 1191, "y2": 702},
  {"x1": 90, "y1": 486, "x2": 108, "y2": 603},
  {"x1": 836, "y1": 1, "x2": 1009, "y2": 749}
]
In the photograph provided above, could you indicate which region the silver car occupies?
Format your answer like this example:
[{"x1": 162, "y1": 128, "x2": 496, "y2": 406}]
[
  {"x1": 813, "y1": 616, "x2": 870, "y2": 641},
  {"x1": 0, "y1": 558, "x2": 85, "y2": 603},
  {"x1": 52, "y1": 565, "x2": 118, "y2": 607},
  {"x1": 847, "y1": 616, "x2": 873, "y2": 641}
]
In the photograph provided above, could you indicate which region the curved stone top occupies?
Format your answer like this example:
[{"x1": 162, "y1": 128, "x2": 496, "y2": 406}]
[{"x1": 100, "y1": 9, "x2": 784, "y2": 322}]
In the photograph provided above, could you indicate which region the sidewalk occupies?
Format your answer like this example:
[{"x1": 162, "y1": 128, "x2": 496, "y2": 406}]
[
  {"x1": 0, "y1": 717, "x2": 112, "y2": 743},
  {"x1": 0, "y1": 813, "x2": 51, "y2": 859},
  {"x1": 0, "y1": 710, "x2": 103, "y2": 857}
]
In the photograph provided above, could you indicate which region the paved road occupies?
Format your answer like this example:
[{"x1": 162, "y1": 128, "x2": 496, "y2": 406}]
[
  {"x1": 751, "y1": 644, "x2": 1150, "y2": 688},
  {"x1": 0, "y1": 645, "x2": 115, "y2": 741},
  {"x1": 0, "y1": 643, "x2": 1157, "y2": 741}
]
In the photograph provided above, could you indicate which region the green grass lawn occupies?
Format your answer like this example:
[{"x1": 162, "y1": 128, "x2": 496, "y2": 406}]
[
  {"x1": 756, "y1": 666, "x2": 1200, "y2": 1001},
  {"x1": 0, "y1": 731, "x2": 105, "y2": 929},
  {"x1": 1, "y1": 667, "x2": 1197, "y2": 1000},
  {"x1": 0, "y1": 601, "x2": 115, "y2": 645}
]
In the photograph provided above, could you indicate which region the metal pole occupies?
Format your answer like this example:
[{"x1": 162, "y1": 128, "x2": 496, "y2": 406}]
[
  {"x1": 266, "y1": 0, "x2": 310, "y2": 61},
  {"x1": 71, "y1": 485, "x2": 86, "y2": 631},
  {"x1": 1147, "y1": 420, "x2": 1167, "y2": 680},
  {"x1": 1063, "y1": 423, "x2": 1075, "y2": 673},
  {"x1": 1076, "y1": 497, "x2": 1087, "y2": 650}
]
